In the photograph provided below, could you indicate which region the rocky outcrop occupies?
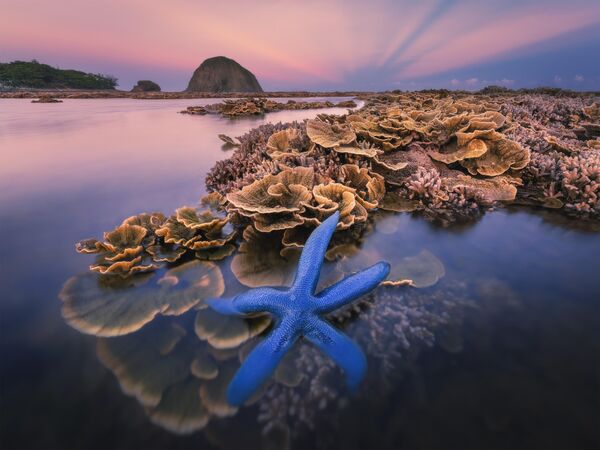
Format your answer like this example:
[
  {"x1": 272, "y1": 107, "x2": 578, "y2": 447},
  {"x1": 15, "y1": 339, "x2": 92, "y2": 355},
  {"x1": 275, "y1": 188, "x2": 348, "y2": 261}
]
[
  {"x1": 180, "y1": 98, "x2": 357, "y2": 117},
  {"x1": 131, "y1": 80, "x2": 161, "y2": 92},
  {"x1": 186, "y1": 56, "x2": 263, "y2": 93}
]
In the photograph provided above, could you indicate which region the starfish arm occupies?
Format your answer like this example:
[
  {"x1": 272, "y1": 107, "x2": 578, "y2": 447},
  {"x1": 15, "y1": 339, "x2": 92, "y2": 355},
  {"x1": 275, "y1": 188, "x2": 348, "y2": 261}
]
[
  {"x1": 292, "y1": 211, "x2": 340, "y2": 295},
  {"x1": 226, "y1": 317, "x2": 298, "y2": 406},
  {"x1": 206, "y1": 287, "x2": 287, "y2": 317},
  {"x1": 314, "y1": 261, "x2": 390, "y2": 313},
  {"x1": 305, "y1": 319, "x2": 366, "y2": 391}
]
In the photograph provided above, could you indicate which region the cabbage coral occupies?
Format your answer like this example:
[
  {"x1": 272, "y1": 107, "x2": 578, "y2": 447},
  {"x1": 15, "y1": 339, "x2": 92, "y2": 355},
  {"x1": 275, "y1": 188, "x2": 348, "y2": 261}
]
[{"x1": 76, "y1": 195, "x2": 235, "y2": 277}]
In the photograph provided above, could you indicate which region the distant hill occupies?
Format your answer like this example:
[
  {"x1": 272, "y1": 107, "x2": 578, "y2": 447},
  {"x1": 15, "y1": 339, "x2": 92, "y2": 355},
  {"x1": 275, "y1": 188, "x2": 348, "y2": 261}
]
[
  {"x1": 0, "y1": 60, "x2": 117, "y2": 89},
  {"x1": 186, "y1": 56, "x2": 263, "y2": 93}
]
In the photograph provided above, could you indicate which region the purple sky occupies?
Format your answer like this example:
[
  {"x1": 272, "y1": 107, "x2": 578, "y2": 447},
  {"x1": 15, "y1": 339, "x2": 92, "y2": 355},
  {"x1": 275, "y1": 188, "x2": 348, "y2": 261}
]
[{"x1": 1, "y1": 0, "x2": 599, "y2": 91}]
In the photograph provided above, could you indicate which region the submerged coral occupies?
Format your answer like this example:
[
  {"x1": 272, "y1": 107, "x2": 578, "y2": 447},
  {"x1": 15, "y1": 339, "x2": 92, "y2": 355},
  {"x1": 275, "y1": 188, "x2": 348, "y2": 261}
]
[
  {"x1": 95, "y1": 320, "x2": 246, "y2": 434},
  {"x1": 60, "y1": 260, "x2": 225, "y2": 336},
  {"x1": 207, "y1": 212, "x2": 390, "y2": 406},
  {"x1": 254, "y1": 278, "x2": 475, "y2": 439}
]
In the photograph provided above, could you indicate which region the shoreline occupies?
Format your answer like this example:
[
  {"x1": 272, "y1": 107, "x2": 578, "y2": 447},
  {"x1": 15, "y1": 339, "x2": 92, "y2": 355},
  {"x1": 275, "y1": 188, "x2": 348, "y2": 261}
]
[
  {"x1": 2, "y1": 88, "x2": 598, "y2": 100},
  {"x1": 0, "y1": 89, "x2": 368, "y2": 100}
]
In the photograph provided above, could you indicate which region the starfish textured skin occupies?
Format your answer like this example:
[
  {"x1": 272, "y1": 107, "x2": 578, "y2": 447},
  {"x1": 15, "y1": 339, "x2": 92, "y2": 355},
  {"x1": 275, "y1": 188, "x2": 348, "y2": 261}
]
[{"x1": 207, "y1": 211, "x2": 390, "y2": 406}]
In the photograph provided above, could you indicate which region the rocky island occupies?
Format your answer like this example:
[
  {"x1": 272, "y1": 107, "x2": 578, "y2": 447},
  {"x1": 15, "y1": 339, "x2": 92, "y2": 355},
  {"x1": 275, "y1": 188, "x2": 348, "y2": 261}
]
[
  {"x1": 1, "y1": 56, "x2": 360, "y2": 99},
  {"x1": 186, "y1": 56, "x2": 263, "y2": 93}
]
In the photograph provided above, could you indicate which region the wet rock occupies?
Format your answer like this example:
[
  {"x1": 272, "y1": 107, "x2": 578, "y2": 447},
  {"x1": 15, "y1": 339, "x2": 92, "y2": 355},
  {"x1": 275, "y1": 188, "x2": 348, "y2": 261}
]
[{"x1": 31, "y1": 95, "x2": 62, "y2": 103}]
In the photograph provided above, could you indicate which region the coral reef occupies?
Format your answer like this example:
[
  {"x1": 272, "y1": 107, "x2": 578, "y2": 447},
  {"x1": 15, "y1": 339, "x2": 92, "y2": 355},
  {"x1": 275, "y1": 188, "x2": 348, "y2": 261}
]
[
  {"x1": 180, "y1": 98, "x2": 357, "y2": 117},
  {"x1": 498, "y1": 94, "x2": 600, "y2": 216},
  {"x1": 75, "y1": 91, "x2": 597, "y2": 286},
  {"x1": 64, "y1": 254, "x2": 473, "y2": 441},
  {"x1": 207, "y1": 91, "x2": 599, "y2": 225}
]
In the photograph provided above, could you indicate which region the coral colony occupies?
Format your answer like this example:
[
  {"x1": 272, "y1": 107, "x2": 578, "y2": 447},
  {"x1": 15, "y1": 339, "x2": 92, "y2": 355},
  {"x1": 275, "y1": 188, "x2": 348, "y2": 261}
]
[
  {"x1": 76, "y1": 90, "x2": 598, "y2": 279},
  {"x1": 181, "y1": 98, "x2": 357, "y2": 117},
  {"x1": 207, "y1": 91, "x2": 599, "y2": 222},
  {"x1": 206, "y1": 212, "x2": 390, "y2": 405}
]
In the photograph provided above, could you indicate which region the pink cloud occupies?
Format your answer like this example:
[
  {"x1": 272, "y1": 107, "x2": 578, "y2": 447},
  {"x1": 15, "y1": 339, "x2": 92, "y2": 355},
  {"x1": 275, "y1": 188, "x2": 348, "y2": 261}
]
[{"x1": 398, "y1": 4, "x2": 600, "y2": 78}]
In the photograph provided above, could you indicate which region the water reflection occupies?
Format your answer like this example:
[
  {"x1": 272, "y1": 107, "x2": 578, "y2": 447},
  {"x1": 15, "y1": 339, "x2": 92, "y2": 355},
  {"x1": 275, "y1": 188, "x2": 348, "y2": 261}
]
[
  {"x1": 60, "y1": 261, "x2": 225, "y2": 336},
  {"x1": 97, "y1": 319, "x2": 244, "y2": 434},
  {"x1": 0, "y1": 97, "x2": 358, "y2": 208}
]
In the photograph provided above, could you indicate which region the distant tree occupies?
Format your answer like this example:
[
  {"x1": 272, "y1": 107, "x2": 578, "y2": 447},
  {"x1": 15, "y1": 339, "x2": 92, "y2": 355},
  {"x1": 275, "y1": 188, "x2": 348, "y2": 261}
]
[
  {"x1": 0, "y1": 61, "x2": 118, "y2": 89},
  {"x1": 100, "y1": 74, "x2": 118, "y2": 88}
]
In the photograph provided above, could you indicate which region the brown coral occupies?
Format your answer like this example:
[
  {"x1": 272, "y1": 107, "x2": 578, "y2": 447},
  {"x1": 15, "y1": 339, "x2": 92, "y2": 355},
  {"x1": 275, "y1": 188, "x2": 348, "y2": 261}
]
[
  {"x1": 77, "y1": 199, "x2": 235, "y2": 277},
  {"x1": 175, "y1": 206, "x2": 228, "y2": 232},
  {"x1": 226, "y1": 167, "x2": 314, "y2": 215},
  {"x1": 382, "y1": 249, "x2": 446, "y2": 288},
  {"x1": 430, "y1": 130, "x2": 530, "y2": 176},
  {"x1": 194, "y1": 308, "x2": 271, "y2": 350},
  {"x1": 311, "y1": 183, "x2": 367, "y2": 229},
  {"x1": 442, "y1": 174, "x2": 518, "y2": 205},
  {"x1": 76, "y1": 224, "x2": 158, "y2": 277},
  {"x1": 337, "y1": 164, "x2": 385, "y2": 209},
  {"x1": 266, "y1": 128, "x2": 303, "y2": 159},
  {"x1": 226, "y1": 167, "x2": 316, "y2": 232},
  {"x1": 156, "y1": 213, "x2": 235, "y2": 252},
  {"x1": 306, "y1": 118, "x2": 356, "y2": 148}
]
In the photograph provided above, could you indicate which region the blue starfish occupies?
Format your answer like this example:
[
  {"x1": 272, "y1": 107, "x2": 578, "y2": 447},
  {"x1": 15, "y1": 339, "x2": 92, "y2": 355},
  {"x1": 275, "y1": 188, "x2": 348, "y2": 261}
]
[{"x1": 207, "y1": 211, "x2": 390, "y2": 406}]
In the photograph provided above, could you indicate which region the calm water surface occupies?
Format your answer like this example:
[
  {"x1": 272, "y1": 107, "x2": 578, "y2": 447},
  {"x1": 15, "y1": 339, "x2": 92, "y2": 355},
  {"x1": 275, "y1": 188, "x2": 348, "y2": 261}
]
[{"x1": 0, "y1": 99, "x2": 599, "y2": 450}]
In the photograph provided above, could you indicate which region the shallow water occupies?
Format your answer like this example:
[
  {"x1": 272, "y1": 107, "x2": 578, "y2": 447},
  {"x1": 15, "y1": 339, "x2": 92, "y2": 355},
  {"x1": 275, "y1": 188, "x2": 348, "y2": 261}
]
[{"x1": 1, "y1": 99, "x2": 599, "y2": 450}]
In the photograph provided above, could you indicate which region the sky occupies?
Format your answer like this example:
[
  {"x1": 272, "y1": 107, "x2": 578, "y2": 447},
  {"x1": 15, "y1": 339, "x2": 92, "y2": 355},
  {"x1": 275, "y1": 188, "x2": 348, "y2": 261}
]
[{"x1": 1, "y1": 0, "x2": 599, "y2": 91}]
